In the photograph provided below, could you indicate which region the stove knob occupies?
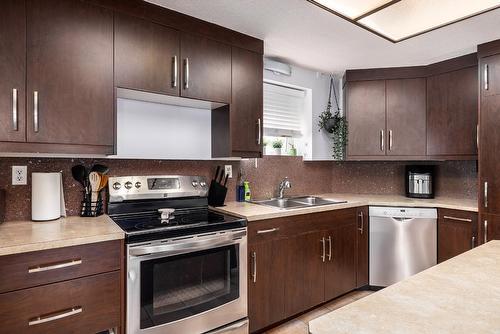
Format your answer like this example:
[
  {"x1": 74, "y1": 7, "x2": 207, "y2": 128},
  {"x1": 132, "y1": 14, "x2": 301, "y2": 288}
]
[
  {"x1": 200, "y1": 181, "x2": 207, "y2": 188},
  {"x1": 135, "y1": 182, "x2": 142, "y2": 189},
  {"x1": 112, "y1": 182, "x2": 121, "y2": 190},
  {"x1": 124, "y1": 181, "x2": 133, "y2": 190},
  {"x1": 192, "y1": 181, "x2": 199, "y2": 187}
]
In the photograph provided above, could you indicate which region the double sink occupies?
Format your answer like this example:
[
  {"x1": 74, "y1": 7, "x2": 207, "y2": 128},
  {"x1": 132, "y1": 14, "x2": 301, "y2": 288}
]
[{"x1": 253, "y1": 196, "x2": 347, "y2": 210}]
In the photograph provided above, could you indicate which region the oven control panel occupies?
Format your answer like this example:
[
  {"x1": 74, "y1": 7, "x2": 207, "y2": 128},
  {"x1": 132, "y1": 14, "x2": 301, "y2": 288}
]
[{"x1": 108, "y1": 175, "x2": 209, "y2": 202}]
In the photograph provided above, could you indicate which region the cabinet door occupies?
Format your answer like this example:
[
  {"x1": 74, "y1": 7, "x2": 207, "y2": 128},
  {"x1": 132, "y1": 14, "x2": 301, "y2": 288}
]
[
  {"x1": 0, "y1": 0, "x2": 26, "y2": 142},
  {"x1": 481, "y1": 213, "x2": 500, "y2": 244},
  {"x1": 180, "y1": 33, "x2": 231, "y2": 103},
  {"x1": 248, "y1": 239, "x2": 286, "y2": 333},
  {"x1": 26, "y1": 0, "x2": 114, "y2": 146},
  {"x1": 480, "y1": 55, "x2": 500, "y2": 214},
  {"x1": 386, "y1": 78, "x2": 426, "y2": 156},
  {"x1": 231, "y1": 47, "x2": 263, "y2": 157},
  {"x1": 356, "y1": 206, "x2": 369, "y2": 288},
  {"x1": 437, "y1": 209, "x2": 477, "y2": 263},
  {"x1": 427, "y1": 67, "x2": 478, "y2": 156},
  {"x1": 115, "y1": 13, "x2": 180, "y2": 96},
  {"x1": 346, "y1": 80, "x2": 386, "y2": 157},
  {"x1": 324, "y1": 224, "x2": 357, "y2": 301},
  {"x1": 284, "y1": 231, "x2": 325, "y2": 317}
]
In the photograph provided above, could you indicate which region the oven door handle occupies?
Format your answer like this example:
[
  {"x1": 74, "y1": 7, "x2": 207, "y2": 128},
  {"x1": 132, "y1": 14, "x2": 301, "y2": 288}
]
[{"x1": 129, "y1": 230, "x2": 246, "y2": 257}]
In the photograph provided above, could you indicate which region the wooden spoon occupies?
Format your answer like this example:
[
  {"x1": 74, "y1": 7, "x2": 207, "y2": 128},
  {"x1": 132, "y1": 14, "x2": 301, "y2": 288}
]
[
  {"x1": 89, "y1": 172, "x2": 101, "y2": 203},
  {"x1": 98, "y1": 174, "x2": 109, "y2": 192}
]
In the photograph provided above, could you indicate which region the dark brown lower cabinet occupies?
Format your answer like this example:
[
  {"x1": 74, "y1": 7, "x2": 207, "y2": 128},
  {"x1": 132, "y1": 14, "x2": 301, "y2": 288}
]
[
  {"x1": 356, "y1": 206, "x2": 369, "y2": 288},
  {"x1": 438, "y1": 209, "x2": 478, "y2": 263},
  {"x1": 480, "y1": 213, "x2": 500, "y2": 244},
  {"x1": 248, "y1": 239, "x2": 287, "y2": 333},
  {"x1": 248, "y1": 208, "x2": 363, "y2": 333}
]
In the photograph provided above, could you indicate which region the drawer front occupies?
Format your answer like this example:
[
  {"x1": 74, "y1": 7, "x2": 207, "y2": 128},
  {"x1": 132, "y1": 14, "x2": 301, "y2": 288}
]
[
  {"x1": 248, "y1": 214, "x2": 307, "y2": 242},
  {"x1": 0, "y1": 240, "x2": 121, "y2": 293},
  {"x1": 0, "y1": 271, "x2": 120, "y2": 334},
  {"x1": 438, "y1": 208, "x2": 477, "y2": 224}
]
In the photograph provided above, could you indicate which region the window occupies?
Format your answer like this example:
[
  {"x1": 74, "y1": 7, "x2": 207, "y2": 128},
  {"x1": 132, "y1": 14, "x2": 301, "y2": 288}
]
[{"x1": 263, "y1": 82, "x2": 306, "y2": 137}]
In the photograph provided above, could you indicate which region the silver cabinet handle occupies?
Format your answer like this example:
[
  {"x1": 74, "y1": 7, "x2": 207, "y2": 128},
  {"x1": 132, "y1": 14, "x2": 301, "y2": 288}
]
[
  {"x1": 320, "y1": 237, "x2": 326, "y2": 262},
  {"x1": 484, "y1": 220, "x2": 488, "y2": 243},
  {"x1": 172, "y1": 56, "x2": 178, "y2": 88},
  {"x1": 389, "y1": 130, "x2": 393, "y2": 151},
  {"x1": 28, "y1": 306, "x2": 82, "y2": 326},
  {"x1": 358, "y1": 211, "x2": 364, "y2": 234},
  {"x1": 257, "y1": 118, "x2": 261, "y2": 145},
  {"x1": 33, "y1": 91, "x2": 39, "y2": 133},
  {"x1": 484, "y1": 64, "x2": 489, "y2": 90},
  {"x1": 28, "y1": 259, "x2": 82, "y2": 273},
  {"x1": 443, "y1": 216, "x2": 472, "y2": 223},
  {"x1": 471, "y1": 236, "x2": 476, "y2": 249},
  {"x1": 183, "y1": 58, "x2": 189, "y2": 89},
  {"x1": 12, "y1": 88, "x2": 18, "y2": 131},
  {"x1": 257, "y1": 227, "x2": 279, "y2": 234},
  {"x1": 251, "y1": 251, "x2": 257, "y2": 283},
  {"x1": 484, "y1": 181, "x2": 488, "y2": 208},
  {"x1": 327, "y1": 236, "x2": 332, "y2": 261},
  {"x1": 380, "y1": 130, "x2": 384, "y2": 151},
  {"x1": 476, "y1": 124, "x2": 479, "y2": 150}
]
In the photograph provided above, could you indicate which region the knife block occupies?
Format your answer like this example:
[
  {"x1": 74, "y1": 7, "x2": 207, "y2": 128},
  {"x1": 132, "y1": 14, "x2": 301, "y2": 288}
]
[{"x1": 208, "y1": 180, "x2": 227, "y2": 207}]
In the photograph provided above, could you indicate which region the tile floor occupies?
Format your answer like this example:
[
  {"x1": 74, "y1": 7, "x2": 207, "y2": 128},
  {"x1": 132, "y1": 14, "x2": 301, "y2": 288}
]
[{"x1": 264, "y1": 290, "x2": 374, "y2": 334}]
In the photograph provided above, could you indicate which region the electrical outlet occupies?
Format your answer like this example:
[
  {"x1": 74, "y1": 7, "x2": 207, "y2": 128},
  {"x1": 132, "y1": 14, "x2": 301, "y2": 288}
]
[
  {"x1": 224, "y1": 165, "x2": 233, "y2": 178},
  {"x1": 12, "y1": 166, "x2": 27, "y2": 185}
]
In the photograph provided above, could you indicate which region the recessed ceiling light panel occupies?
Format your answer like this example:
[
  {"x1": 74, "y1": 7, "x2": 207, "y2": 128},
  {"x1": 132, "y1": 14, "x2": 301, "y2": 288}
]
[{"x1": 308, "y1": 0, "x2": 500, "y2": 42}]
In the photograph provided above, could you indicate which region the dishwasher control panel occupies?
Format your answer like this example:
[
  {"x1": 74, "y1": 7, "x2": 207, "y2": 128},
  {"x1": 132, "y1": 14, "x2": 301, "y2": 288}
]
[{"x1": 369, "y1": 206, "x2": 437, "y2": 219}]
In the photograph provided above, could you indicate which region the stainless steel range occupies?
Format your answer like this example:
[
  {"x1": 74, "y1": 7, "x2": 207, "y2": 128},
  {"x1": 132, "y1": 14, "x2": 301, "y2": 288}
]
[{"x1": 108, "y1": 175, "x2": 248, "y2": 334}]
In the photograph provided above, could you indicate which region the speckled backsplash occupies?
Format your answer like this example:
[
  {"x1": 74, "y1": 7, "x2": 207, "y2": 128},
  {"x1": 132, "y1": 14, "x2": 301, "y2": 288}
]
[{"x1": 0, "y1": 156, "x2": 477, "y2": 221}]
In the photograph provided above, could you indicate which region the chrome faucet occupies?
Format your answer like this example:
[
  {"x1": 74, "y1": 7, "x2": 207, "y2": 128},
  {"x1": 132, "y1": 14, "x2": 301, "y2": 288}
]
[{"x1": 278, "y1": 177, "x2": 292, "y2": 199}]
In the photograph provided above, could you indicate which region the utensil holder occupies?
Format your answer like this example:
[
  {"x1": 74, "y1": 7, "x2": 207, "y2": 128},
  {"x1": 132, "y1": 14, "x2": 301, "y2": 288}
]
[
  {"x1": 208, "y1": 180, "x2": 228, "y2": 207},
  {"x1": 80, "y1": 192, "x2": 103, "y2": 217}
]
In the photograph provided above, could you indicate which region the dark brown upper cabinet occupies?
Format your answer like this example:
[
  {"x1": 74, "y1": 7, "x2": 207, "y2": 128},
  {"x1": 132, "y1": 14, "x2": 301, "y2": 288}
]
[
  {"x1": 180, "y1": 33, "x2": 231, "y2": 103},
  {"x1": 346, "y1": 80, "x2": 386, "y2": 157},
  {"x1": 344, "y1": 53, "x2": 478, "y2": 161},
  {"x1": 230, "y1": 47, "x2": 263, "y2": 157},
  {"x1": 115, "y1": 13, "x2": 180, "y2": 96},
  {"x1": 0, "y1": 0, "x2": 26, "y2": 143},
  {"x1": 386, "y1": 78, "x2": 426, "y2": 156},
  {"x1": 427, "y1": 66, "x2": 478, "y2": 157},
  {"x1": 26, "y1": 0, "x2": 114, "y2": 149}
]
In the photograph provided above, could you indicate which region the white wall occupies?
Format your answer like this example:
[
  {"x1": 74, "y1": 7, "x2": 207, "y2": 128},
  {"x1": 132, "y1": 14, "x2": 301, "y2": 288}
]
[
  {"x1": 114, "y1": 98, "x2": 212, "y2": 160},
  {"x1": 264, "y1": 62, "x2": 342, "y2": 160}
]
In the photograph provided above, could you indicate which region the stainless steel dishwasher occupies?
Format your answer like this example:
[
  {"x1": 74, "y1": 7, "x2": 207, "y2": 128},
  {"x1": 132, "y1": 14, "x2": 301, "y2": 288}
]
[{"x1": 369, "y1": 206, "x2": 437, "y2": 287}]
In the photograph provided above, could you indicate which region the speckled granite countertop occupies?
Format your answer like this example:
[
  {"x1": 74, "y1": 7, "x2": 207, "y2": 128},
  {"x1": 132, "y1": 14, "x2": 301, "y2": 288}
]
[
  {"x1": 213, "y1": 194, "x2": 478, "y2": 221},
  {"x1": 0, "y1": 215, "x2": 124, "y2": 256},
  {"x1": 309, "y1": 240, "x2": 500, "y2": 334}
]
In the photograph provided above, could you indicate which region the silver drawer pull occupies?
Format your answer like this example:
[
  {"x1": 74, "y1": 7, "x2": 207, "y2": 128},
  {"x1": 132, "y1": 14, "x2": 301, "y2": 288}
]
[
  {"x1": 484, "y1": 220, "x2": 488, "y2": 243},
  {"x1": 33, "y1": 91, "x2": 39, "y2": 133},
  {"x1": 29, "y1": 306, "x2": 82, "y2": 326},
  {"x1": 320, "y1": 237, "x2": 326, "y2": 262},
  {"x1": 184, "y1": 58, "x2": 189, "y2": 89},
  {"x1": 484, "y1": 64, "x2": 489, "y2": 90},
  {"x1": 443, "y1": 216, "x2": 472, "y2": 223},
  {"x1": 484, "y1": 181, "x2": 488, "y2": 208},
  {"x1": 380, "y1": 130, "x2": 384, "y2": 151},
  {"x1": 256, "y1": 227, "x2": 279, "y2": 234},
  {"x1": 251, "y1": 251, "x2": 257, "y2": 283},
  {"x1": 12, "y1": 88, "x2": 18, "y2": 131},
  {"x1": 471, "y1": 236, "x2": 476, "y2": 249},
  {"x1": 28, "y1": 259, "x2": 82, "y2": 273},
  {"x1": 327, "y1": 236, "x2": 332, "y2": 261},
  {"x1": 172, "y1": 56, "x2": 178, "y2": 88},
  {"x1": 358, "y1": 211, "x2": 364, "y2": 234}
]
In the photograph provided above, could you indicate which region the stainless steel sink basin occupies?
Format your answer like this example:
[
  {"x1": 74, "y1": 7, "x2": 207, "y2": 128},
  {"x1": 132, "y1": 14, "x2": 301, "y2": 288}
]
[{"x1": 253, "y1": 196, "x2": 347, "y2": 210}]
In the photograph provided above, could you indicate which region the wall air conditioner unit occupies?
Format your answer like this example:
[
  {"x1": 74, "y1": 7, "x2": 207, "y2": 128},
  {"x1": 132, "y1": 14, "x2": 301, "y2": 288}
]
[{"x1": 264, "y1": 58, "x2": 292, "y2": 76}]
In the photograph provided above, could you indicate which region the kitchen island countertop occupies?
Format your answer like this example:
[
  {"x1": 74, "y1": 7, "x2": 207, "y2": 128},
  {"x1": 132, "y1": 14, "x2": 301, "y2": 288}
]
[{"x1": 309, "y1": 240, "x2": 500, "y2": 334}]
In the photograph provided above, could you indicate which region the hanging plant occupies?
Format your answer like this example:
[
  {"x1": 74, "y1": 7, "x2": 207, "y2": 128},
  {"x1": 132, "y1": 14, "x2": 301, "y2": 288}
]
[{"x1": 318, "y1": 75, "x2": 348, "y2": 160}]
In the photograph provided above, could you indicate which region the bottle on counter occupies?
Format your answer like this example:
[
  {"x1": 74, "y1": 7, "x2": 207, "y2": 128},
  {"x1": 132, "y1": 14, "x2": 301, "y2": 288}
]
[{"x1": 244, "y1": 181, "x2": 251, "y2": 201}]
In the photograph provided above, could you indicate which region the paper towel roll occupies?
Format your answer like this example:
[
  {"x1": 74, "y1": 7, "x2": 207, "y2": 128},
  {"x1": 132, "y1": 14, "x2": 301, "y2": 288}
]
[{"x1": 32, "y1": 172, "x2": 66, "y2": 221}]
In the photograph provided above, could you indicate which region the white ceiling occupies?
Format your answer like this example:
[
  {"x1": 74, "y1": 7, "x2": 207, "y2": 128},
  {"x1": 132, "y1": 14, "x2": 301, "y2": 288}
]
[{"x1": 146, "y1": 0, "x2": 500, "y2": 73}]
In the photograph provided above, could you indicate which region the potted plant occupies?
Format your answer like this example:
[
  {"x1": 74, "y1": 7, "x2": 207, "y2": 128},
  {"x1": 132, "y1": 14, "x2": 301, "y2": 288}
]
[
  {"x1": 318, "y1": 75, "x2": 348, "y2": 160},
  {"x1": 272, "y1": 139, "x2": 283, "y2": 155}
]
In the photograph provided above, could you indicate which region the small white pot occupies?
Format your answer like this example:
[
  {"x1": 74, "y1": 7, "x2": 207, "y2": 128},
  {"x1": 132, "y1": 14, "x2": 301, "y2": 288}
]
[{"x1": 272, "y1": 147, "x2": 282, "y2": 155}]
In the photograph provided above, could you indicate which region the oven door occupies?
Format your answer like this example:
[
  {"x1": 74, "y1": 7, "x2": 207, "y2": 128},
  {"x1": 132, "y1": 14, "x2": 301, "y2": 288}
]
[{"x1": 127, "y1": 229, "x2": 247, "y2": 334}]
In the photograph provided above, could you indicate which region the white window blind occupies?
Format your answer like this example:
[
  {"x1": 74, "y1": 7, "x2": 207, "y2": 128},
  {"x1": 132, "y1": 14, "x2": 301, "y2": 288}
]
[{"x1": 263, "y1": 82, "x2": 305, "y2": 137}]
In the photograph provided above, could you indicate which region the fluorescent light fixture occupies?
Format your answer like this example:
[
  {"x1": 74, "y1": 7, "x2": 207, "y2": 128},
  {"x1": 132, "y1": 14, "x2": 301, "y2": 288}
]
[{"x1": 308, "y1": 0, "x2": 500, "y2": 42}]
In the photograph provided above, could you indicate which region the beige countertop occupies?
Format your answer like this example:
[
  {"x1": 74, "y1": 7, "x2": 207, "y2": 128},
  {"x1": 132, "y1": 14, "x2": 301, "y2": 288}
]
[
  {"x1": 0, "y1": 215, "x2": 124, "y2": 256},
  {"x1": 309, "y1": 240, "x2": 500, "y2": 334},
  {"x1": 213, "y1": 194, "x2": 478, "y2": 221}
]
